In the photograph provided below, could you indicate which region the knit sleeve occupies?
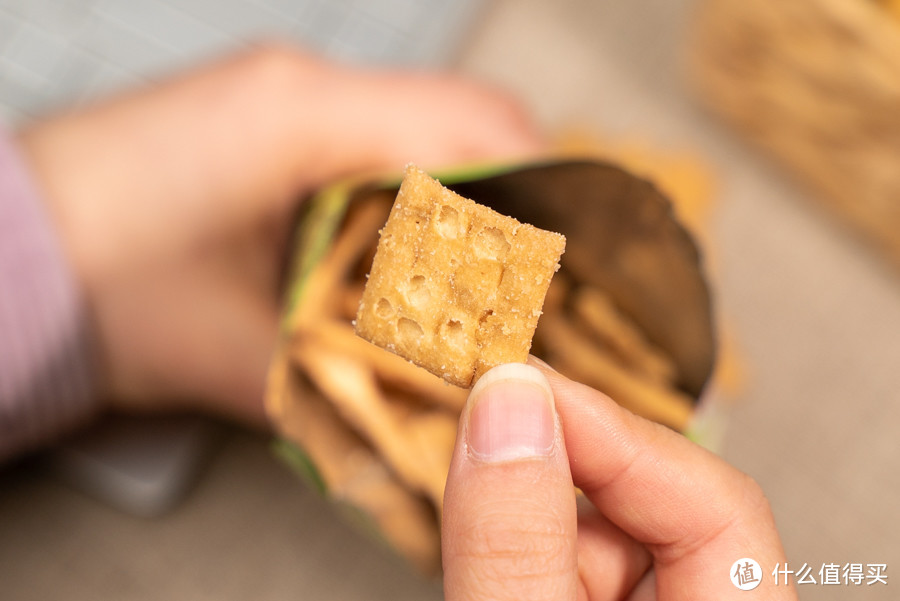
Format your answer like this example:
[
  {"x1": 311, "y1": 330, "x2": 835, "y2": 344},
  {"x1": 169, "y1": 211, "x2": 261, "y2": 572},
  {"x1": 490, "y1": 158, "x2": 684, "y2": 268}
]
[{"x1": 0, "y1": 127, "x2": 99, "y2": 462}]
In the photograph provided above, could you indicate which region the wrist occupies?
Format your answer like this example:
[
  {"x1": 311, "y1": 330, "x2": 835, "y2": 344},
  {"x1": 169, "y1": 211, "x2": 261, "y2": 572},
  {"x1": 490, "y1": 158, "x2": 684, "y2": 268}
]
[{"x1": 0, "y1": 127, "x2": 103, "y2": 459}]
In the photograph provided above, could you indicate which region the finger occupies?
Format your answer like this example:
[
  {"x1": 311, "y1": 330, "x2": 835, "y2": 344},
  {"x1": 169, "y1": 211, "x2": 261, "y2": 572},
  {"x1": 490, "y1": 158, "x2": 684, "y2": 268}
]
[
  {"x1": 163, "y1": 45, "x2": 544, "y2": 206},
  {"x1": 442, "y1": 363, "x2": 578, "y2": 601},
  {"x1": 533, "y1": 362, "x2": 795, "y2": 600},
  {"x1": 624, "y1": 569, "x2": 656, "y2": 601},
  {"x1": 575, "y1": 501, "x2": 652, "y2": 601},
  {"x1": 21, "y1": 45, "x2": 543, "y2": 281},
  {"x1": 97, "y1": 262, "x2": 274, "y2": 427},
  {"x1": 298, "y1": 62, "x2": 546, "y2": 184}
]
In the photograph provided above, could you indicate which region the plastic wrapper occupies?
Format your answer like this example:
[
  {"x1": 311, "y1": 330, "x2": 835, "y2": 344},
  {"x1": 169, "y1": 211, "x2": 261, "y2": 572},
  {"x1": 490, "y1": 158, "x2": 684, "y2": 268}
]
[{"x1": 265, "y1": 160, "x2": 717, "y2": 573}]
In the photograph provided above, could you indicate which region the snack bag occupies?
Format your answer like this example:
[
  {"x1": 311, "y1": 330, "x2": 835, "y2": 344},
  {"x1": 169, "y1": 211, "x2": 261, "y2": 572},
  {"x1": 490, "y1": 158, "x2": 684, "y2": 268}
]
[{"x1": 265, "y1": 160, "x2": 717, "y2": 573}]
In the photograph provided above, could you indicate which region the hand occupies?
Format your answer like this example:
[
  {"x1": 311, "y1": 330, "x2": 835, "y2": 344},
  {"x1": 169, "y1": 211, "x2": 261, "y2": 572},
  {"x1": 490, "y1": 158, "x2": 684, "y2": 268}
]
[
  {"x1": 17, "y1": 45, "x2": 542, "y2": 426},
  {"x1": 442, "y1": 361, "x2": 797, "y2": 600}
]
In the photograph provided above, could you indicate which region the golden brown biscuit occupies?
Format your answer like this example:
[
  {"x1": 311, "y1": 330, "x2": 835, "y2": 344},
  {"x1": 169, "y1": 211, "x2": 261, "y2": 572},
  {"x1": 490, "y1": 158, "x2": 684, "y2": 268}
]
[{"x1": 355, "y1": 164, "x2": 565, "y2": 387}]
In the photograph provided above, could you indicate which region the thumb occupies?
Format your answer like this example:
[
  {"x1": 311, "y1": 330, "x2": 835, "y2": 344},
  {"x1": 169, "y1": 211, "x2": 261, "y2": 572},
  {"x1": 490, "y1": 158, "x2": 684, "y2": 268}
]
[{"x1": 442, "y1": 364, "x2": 578, "y2": 601}]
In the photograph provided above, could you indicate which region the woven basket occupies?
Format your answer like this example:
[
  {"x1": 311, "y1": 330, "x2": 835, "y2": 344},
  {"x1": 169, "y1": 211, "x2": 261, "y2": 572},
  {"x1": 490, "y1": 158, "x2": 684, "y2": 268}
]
[{"x1": 690, "y1": 0, "x2": 900, "y2": 267}]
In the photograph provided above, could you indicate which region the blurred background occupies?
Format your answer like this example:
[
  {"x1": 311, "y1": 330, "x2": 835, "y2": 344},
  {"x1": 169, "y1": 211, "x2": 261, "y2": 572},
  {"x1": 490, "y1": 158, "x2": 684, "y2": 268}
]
[{"x1": 2, "y1": 0, "x2": 900, "y2": 599}]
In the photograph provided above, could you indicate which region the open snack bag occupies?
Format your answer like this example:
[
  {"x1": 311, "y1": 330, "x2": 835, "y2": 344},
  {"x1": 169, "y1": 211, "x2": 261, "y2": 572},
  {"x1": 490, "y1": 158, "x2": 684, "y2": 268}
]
[{"x1": 265, "y1": 160, "x2": 717, "y2": 574}]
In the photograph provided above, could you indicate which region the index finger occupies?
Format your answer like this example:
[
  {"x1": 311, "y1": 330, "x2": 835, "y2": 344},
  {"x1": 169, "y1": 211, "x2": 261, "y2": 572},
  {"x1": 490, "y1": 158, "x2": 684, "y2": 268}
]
[
  {"x1": 533, "y1": 361, "x2": 797, "y2": 600},
  {"x1": 20, "y1": 44, "x2": 543, "y2": 249}
]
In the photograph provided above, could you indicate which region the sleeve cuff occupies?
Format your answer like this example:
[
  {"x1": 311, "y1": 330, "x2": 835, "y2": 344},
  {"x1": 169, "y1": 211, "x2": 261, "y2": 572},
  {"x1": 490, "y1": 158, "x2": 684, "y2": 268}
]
[{"x1": 0, "y1": 127, "x2": 100, "y2": 462}]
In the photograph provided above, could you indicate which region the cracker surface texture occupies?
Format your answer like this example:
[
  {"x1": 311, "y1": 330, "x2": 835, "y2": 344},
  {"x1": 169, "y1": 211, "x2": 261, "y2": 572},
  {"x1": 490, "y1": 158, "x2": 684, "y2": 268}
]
[{"x1": 355, "y1": 165, "x2": 565, "y2": 388}]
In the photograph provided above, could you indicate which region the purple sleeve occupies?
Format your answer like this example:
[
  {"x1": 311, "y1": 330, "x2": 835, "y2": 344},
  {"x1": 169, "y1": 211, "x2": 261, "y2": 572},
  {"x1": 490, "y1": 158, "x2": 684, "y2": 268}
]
[{"x1": 1, "y1": 127, "x2": 99, "y2": 462}]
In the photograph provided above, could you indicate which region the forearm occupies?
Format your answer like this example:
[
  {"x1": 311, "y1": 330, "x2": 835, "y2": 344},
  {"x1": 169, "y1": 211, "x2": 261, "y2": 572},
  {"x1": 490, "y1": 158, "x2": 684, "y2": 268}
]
[{"x1": 0, "y1": 127, "x2": 99, "y2": 462}]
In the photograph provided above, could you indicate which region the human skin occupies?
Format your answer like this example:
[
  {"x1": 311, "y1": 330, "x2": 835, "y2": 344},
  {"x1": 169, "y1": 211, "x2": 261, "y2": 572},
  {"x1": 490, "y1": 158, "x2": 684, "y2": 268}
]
[
  {"x1": 17, "y1": 45, "x2": 543, "y2": 426},
  {"x1": 16, "y1": 44, "x2": 794, "y2": 600},
  {"x1": 442, "y1": 361, "x2": 798, "y2": 601}
]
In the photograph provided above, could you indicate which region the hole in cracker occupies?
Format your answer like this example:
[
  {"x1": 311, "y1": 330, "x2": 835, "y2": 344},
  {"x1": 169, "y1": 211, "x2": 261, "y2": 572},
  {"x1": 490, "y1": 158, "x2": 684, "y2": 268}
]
[
  {"x1": 407, "y1": 275, "x2": 431, "y2": 308},
  {"x1": 478, "y1": 263, "x2": 504, "y2": 289},
  {"x1": 499, "y1": 266, "x2": 514, "y2": 288},
  {"x1": 375, "y1": 297, "x2": 394, "y2": 319},
  {"x1": 398, "y1": 317, "x2": 424, "y2": 345},
  {"x1": 441, "y1": 319, "x2": 465, "y2": 349},
  {"x1": 474, "y1": 227, "x2": 510, "y2": 260},
  {"x1": 436, "y1": 205, "x2": 462, "y2": 239}
]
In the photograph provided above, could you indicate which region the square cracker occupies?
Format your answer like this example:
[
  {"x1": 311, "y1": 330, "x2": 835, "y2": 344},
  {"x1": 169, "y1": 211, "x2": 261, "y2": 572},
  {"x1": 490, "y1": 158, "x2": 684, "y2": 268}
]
[{"x1": 355, "y1": 164, "x2": 566, "y2": 388}]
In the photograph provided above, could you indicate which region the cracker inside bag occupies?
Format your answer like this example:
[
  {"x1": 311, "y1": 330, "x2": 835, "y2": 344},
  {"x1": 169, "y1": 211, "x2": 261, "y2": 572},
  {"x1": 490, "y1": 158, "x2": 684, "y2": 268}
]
[{"x1": 266, "y1": 160, "x2": 716, "y2": 575}]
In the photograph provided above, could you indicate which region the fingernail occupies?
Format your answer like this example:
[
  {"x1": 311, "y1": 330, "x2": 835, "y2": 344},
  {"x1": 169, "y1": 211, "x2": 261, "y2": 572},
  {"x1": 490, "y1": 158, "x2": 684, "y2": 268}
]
[
  {"x1": 466, "y1": 363, "x2": 556, "y2": 463},
  {"x1": 527, "y1": 354, "x2": 557, "y2": 372}
]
